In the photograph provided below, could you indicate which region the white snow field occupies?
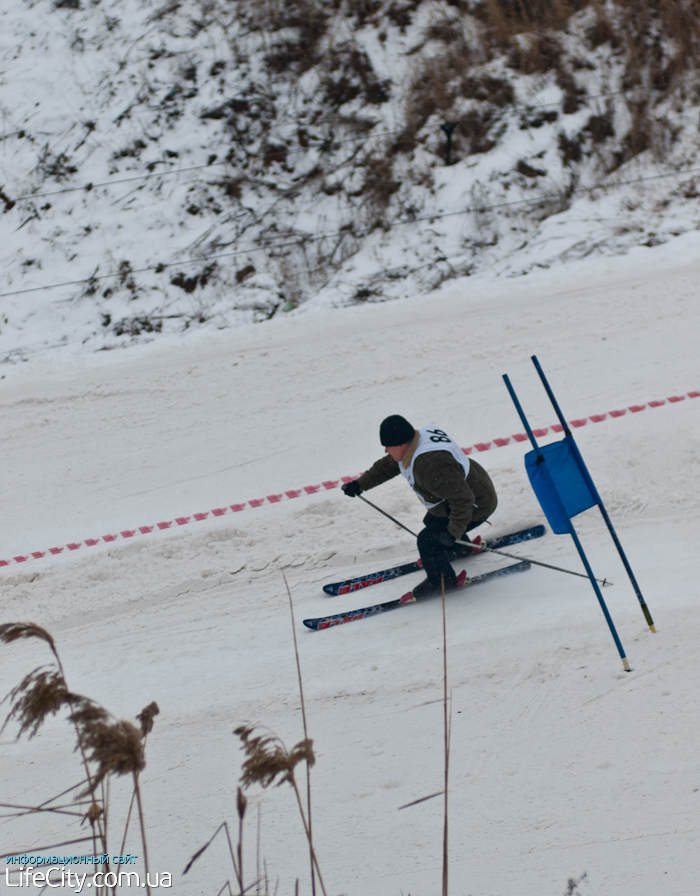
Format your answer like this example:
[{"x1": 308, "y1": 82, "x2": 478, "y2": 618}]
[{"x1": 1, "y1": 232, "x2": 700, "y2": 896}]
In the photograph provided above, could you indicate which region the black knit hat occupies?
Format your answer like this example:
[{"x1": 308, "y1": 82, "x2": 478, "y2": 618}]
[{"x1": 380, "y1": 415, "x2": 415, "y2": 447}]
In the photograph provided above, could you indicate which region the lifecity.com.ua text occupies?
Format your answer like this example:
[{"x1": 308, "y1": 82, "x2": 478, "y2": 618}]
[{"x1": 5, "y1": 855, "x2": 172, "y2": 890}]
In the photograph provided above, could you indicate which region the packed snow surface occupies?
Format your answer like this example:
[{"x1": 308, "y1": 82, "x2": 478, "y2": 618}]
[{"x1": 1, "y1": 233, "x2": 700, "y2": 896}]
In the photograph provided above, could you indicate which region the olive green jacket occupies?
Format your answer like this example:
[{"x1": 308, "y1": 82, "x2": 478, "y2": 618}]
[{"x1": 357, "y1": 430, "x2": 498, "y2": 538}]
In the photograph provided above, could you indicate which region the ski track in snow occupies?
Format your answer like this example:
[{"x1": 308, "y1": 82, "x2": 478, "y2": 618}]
[{"x1": 1, "y1": 238, "x2": 700, "y2": 894}]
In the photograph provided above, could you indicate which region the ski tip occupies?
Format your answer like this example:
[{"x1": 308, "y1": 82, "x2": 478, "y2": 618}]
[
  {"x1": 303, "y1": 619, "x2": 320, "y2": 631},
  {"x1": 322, "y1": 584, "x2": 337, "y2": 595}
]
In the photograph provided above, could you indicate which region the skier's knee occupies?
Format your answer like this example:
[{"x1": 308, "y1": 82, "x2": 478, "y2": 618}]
[{"x1": 416, "y1": 527, "x2": 434, "y2": 555}]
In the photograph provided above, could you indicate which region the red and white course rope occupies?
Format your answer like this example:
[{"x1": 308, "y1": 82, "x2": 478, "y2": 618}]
[{"x1": 1, "y1": 389, "x2": 697, "y2": 568}]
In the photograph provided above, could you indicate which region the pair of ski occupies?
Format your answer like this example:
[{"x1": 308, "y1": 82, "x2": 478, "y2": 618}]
[{"x1": 303, "y1": 524, "x2": 544, "y2": 631}]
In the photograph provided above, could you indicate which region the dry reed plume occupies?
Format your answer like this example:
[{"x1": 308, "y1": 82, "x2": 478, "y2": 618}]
[
  {"x1": 234, "y1": 725, "x2": 327, "y2": 896},
  {"x1": 183, "y1": 724, "x2": 323, "y2": 895},
  {"x1": 0, "y1": 622, "x2": 157, "y2": 896}
]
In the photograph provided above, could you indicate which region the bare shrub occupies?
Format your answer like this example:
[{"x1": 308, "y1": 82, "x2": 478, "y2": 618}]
[
  {"x1": 461, "y1": 75, "x2": 514, "y2": 106},
  {"x1": 407, "y1": 54, "x2": 461, "y2": 123},
  {"x1": 212, "y1": 175, "x2": 244, "y2": 200},
  {"x1": 459, "y1": 108, "x2": 498, "y2": 154},
  {"x1": 605, "y1": 100, "x2": 681, "y2": 170},
  {"x1": 36, "y1": 146, "x2": 78, "y2": 181},
  {"x1": 275, "y1": 4, "x2": 327, "y2": 73},
  {"x1": 647, "y1": 113, "x2": 682, "y2": 157},
  {"x1": 0, "y1": 187, "x2": 15, "y2": 211},
  {"x1": 262, "y1": 143, "x2": 289, "y2": 166},
  {"x1": 558, "y1": 130, "x2": 584, "y2": 165},
  {"x1": 584, "y1": 112, "x2": 615, "y2": 143},
  {"x1": 235, "y1": 264, "x2": 256, "y2": 284},
  {"x1": 387, "y1": 0, "x2": 423, "y2": 30},
  {"x1": 520, "y1": 109, "x2": 559, "y2": 128},
  {"x1": 399, "y1": 48, "x2": 472, "y2": 150},
  {"x1": 508, "y1": 32, "x2": 562, "y2": 73},
  {"x1": 618, "y1": 0, "x2": 700, "y2": 89},
  {"x1": 112, "y1": 139, "x2": 148, "y2": 160},
  {"x1": 556, "y1": 65, "x2": 586, "y2": 112},
  {"x1": 361, "y1": 154, "x2": 400, "y2": 211},
  {"x1": 345, "y1": 0, "x2": 382, "y2": 26},
  {"x1": 113, "y1": 315, "x2": 164, "y2": 336},
  {"x1": 516, "y1": 158, "x2": 547, "y2": 177},
  {"x1": 531, "y1": 188, "x2": 574, "y2": 220},
  {"x1": 425, "y1": 13, "x2": 463, "y2": 43},
  {"x1": 322, "y1": 45, "x2": 391, "y2": 109},
  {"x1": 249, "y1": 0, "x2": 329, "y2": 74},
  {"x1": 481, "y1": 0, "x2": 591, "y2": 42},
  {"x1": 586, "y1": 3, "x2": 620, "y2": 49},
  {"x1": 399, "y1": 39, "x2": 515, "y2": 160},
  {"x1": 171, "y1": 263, "x2": 217, "y2": 293}
]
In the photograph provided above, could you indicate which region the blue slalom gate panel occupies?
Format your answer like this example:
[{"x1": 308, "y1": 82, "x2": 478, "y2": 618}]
[
  {"x1": 525, "y1": 438, "x2": 597, "y2": 534},
  {"x1": 503, "y1": 355, "x2": 654, "y2": 667}
]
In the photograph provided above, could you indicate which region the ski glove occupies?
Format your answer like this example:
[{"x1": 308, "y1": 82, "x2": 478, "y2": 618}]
[
  {"x1": 437, "y1": 530, "x2": 456, "y2": 548},
  {"x1": 342, "y1": 480, "x2": 363, "y2": 498}
]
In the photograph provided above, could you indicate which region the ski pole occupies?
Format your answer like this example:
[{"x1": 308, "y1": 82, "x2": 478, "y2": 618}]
[
  {"x1": 454, "y1": 538, "x2": 611, "y2": 586},
  {"x1": 359, "y1": 495, "x2": 418, "y2": 537},
  {"x1": 358, "y1": 494, "x2": 612, "y2": 586}
]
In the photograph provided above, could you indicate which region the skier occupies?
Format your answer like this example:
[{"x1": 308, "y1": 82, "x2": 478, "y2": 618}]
[{"x1": 341, "y1": 414, "x2": 498, "y2": 598}]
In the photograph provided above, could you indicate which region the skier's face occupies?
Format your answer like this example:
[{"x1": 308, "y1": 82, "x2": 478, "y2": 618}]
[{"x1": 385, "y1": 443, "x2": 409, "y2": 463}]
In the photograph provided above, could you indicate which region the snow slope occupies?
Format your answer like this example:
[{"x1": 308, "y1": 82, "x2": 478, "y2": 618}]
[{"x1": 1, "y1": 231, "x2": 700, "y2": 895}]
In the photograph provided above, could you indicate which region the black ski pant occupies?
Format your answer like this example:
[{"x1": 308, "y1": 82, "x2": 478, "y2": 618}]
[{"x1": 416, "y1": 512, "x2": 482, "y2": 587}]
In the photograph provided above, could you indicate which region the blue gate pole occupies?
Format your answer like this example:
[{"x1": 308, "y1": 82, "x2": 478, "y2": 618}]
[
  {"x1": 503, "y1": 375, "x2": 631, "y2": 671},
  {"x1": 530, "y1": 355, "x2": 655, "y2": 633},
  {"x1": 502, "y1": 374, "x2": 544, "y2": 456}
]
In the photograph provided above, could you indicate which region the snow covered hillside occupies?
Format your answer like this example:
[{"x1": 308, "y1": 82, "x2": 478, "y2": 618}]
[
  {"x1": 2, "y1": 0, "x2": 700, "y2": 357},
  {"x1": 1, "y1": 232, "x2": 700, "y2": 894}
]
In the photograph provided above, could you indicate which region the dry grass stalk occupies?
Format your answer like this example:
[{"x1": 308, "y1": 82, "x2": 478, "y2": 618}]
[
  {"x1": 118, "y1": 701, "x2": 160, "y2": 871},
  {"x1": 440, "y1": 575, "x2": 451, "y2": 896},
  {"x1": 236, "y1": 787, "x2": 247, "y2": 894},
  {"x1": 133, "y1": 772, "x2": 153, "y2": 896},
  {"x1": 183, "y1": 815, "x2": 262, "y2": 896},
  {"x1": 282, "y1": 570, "x2": 316, "y2": 896}
]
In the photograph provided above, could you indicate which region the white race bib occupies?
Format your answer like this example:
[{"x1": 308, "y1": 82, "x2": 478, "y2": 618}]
[{"x1": 399, "y1": 425, "x2": 471, "y2": 508}]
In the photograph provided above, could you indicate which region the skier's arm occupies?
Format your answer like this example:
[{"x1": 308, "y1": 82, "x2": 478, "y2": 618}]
[
  {"x1": 418, "y1": 453, "x2": 476, "y2": 538},
  {"x1": 356, "y1": 455, "x2": 400, "y2": 491}
]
